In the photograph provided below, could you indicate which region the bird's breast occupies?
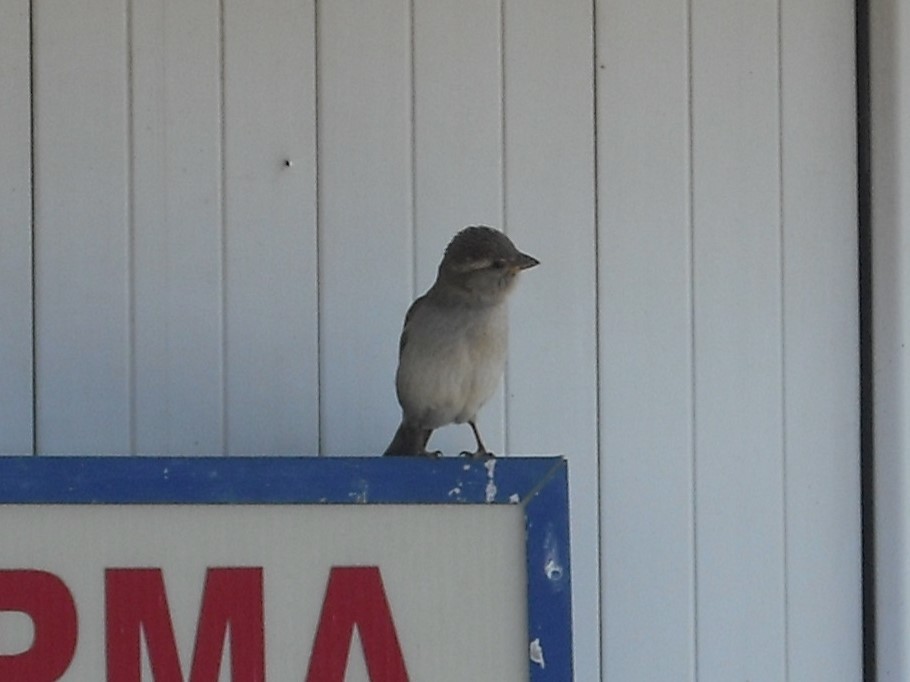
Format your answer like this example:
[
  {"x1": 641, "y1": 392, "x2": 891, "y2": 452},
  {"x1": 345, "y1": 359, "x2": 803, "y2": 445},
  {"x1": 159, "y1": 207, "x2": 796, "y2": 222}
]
[{"x1": 395, "y1": 302, "x2": 508, "y2": 428}]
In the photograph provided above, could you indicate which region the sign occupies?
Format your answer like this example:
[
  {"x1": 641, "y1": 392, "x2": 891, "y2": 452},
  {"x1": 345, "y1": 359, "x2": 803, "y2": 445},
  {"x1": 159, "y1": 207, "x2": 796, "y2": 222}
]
[{"x1": 0, "y1": 456, "x2": 572, "y2": 681}]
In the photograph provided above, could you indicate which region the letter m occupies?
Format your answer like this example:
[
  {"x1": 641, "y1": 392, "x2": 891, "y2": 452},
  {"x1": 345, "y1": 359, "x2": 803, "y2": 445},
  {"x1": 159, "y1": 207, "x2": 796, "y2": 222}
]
[{"x1": 106, "y1": 567, "x2": 263, "y2": 682}]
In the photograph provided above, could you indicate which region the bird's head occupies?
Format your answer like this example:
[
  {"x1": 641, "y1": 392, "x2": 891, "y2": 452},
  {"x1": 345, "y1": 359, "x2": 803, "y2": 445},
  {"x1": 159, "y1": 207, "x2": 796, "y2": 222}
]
[{"x1": 437, "y1": 226, "x2": 539, "y2": 304}]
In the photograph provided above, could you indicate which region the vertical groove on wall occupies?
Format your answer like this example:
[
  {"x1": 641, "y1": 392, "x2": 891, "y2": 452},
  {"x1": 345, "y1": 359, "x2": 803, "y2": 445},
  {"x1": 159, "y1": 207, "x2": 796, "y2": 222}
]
[
  {"x1": 499, "y1": 0, "x2": 507, "y2": 239},
  {"x1": 408, "y1": 0, "x2": 417, "y2": 301},
  {"x1": 314, "y1": 0, "x2": 323, "y2": 455},
  {"x1": 499, "y1": 0, "x2": 509, "y2": 454},
  {"x1": 777, "y1": 0, "x2": 790, "y2": 679},
  {"x1": 126, "y1": 0, "x2": 137, "y2": 455},
  {"x1": 218, "y1": 0, "x2": 228, "y2": 454},
  {"x1": 29, "y1": 0, "x2": 37, "y2": 454},
  {"x1": 686, "y1": 0, "x2": 699, "y2": 677},
  {"x1": 855, "y1": 0, "x2": 875, "y2": 676},
  {"x1": 591, "y1": 1, "x2": 603, "y2": 677}
]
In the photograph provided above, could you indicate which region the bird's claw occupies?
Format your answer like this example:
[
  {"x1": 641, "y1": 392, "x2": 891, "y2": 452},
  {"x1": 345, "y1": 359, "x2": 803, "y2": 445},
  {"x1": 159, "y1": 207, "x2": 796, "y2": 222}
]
[{"x1": 459, "y1": 449, "x2": 495, "y2": 459}]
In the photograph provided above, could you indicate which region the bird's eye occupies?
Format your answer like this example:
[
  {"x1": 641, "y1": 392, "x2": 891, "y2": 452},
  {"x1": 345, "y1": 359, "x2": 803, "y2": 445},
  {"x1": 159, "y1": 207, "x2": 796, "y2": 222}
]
[{"x1": 491, "y1": 259, "x2": 507, "y2": 269}]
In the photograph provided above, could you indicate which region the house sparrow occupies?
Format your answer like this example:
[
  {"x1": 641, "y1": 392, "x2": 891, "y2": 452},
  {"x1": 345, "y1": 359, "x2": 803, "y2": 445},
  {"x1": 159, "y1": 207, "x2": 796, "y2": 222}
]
[{"x1": 384, "y1": 226, "x2": 539, "y2": 457}]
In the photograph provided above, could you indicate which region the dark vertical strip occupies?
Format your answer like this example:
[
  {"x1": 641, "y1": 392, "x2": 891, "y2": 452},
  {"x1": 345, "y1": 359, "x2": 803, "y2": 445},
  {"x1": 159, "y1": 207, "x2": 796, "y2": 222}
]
[{"x1": 855, "y1": 0, "x2": 875, "y2": 678}]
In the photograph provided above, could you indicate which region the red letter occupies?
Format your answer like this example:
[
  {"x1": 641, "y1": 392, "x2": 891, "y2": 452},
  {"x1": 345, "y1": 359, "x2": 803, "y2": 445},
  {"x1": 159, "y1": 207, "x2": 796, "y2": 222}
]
[
  {"x1": 106, "y1": 567, "x2": 264, "y2": 682},
  {"x1": 305, "y1": 566, "x2": 409, "y2": 682},
  {"x1": 0, "y1": 569, "x2": 77, "y2": 681}
]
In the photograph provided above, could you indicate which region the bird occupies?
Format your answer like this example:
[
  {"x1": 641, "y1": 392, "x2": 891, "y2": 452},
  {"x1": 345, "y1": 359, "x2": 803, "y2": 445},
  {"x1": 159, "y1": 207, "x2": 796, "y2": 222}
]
[{"x1": 384, "y1": 226, "x2": 539, "y2": 457}]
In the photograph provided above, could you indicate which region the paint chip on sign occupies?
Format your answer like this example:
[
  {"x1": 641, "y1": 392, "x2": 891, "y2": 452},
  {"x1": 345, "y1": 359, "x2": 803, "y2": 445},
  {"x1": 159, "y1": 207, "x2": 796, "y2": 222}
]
[
  {"x1": 484, "y1": 459, "x2": 497, "y2": 503},
  {"x1": 529, "y1": 638, "x2": 545, "y2": 668}
]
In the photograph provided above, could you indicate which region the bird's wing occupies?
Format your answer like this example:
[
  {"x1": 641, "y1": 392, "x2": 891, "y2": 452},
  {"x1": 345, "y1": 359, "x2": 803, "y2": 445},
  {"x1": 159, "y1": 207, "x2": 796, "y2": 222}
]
[{"x1": 398, "y1": 294, "x2": 428, "y2": 357}]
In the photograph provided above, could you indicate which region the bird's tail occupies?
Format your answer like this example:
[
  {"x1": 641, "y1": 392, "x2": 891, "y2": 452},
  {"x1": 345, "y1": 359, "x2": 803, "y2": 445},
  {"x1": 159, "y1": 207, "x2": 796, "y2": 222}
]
[{"x1": 383, "y1": 422, "x2": 432, "y2": 456}]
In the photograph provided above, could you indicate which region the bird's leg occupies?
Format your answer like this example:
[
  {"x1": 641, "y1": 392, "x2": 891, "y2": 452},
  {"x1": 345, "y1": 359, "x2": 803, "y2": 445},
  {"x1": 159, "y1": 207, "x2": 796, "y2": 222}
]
[
  {"x1": 461, "y1": 421, "x2": 495, "y2": 458},
  {"x1": 420, "y1": 428, "x2": 442, "y2": 458},
  {"x1": 384, "y1": 424, "x2": 440, "y2": 456}
]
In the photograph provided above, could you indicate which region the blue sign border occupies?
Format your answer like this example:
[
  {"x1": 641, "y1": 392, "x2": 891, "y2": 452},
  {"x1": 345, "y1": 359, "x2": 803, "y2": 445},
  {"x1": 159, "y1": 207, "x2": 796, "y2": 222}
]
[{"x1": 0, "y1": 456, "x2": 573, "y2": 681}]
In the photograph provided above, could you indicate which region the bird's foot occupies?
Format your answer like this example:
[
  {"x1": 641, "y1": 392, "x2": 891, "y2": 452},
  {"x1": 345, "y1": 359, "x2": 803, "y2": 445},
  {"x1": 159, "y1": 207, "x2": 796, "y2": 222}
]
[
  {"x1": 384, "y1": 449, "x2": 441, "y2": 457},
  {"x1": 459, "y1": 448, "x2": 495, "y2": 459}
]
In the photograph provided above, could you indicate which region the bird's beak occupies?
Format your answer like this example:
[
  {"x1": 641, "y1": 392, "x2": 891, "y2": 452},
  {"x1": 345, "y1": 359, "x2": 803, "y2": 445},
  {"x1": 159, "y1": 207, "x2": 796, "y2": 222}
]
[{"x1": 515, "y1": 252, "x2": 540, "y2": 270}]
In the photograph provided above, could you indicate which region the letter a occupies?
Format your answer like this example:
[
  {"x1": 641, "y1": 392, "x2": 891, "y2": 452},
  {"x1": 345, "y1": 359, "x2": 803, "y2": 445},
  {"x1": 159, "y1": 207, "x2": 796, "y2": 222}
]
[{"x1": 305, "y1": 566, "x2": 409, "y2": 682}]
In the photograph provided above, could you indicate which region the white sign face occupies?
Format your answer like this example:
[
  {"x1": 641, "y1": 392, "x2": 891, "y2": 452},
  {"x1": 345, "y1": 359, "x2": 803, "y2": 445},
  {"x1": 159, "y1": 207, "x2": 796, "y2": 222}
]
[
  {"x1": 0, "y1": 457, "x2": 573, "y2": 681},
  {"x1": 0, "y1": 505, "x2": 526, "y2": 681}
]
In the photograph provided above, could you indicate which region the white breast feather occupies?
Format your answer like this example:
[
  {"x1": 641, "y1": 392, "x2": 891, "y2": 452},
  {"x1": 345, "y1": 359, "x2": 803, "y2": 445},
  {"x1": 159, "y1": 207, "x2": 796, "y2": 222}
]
[{"x1": 396, "y1": 302, "x2": 508, "y2": 429}]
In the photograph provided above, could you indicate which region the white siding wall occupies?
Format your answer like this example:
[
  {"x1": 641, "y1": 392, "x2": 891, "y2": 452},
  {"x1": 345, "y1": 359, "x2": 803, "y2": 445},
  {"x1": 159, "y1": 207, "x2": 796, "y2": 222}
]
[
  {"x1": 0, "y1": 0, "x2": 32, "y2": 453},
  {"x1": 0, "y1": 0, "x2": 860, "y2": 679},
  {"x1": 872, "y1": 1, "x2": 910, "y2": 679},
  {"x1": 599, "y1": 1, "x2": 859, "y2": 679}
]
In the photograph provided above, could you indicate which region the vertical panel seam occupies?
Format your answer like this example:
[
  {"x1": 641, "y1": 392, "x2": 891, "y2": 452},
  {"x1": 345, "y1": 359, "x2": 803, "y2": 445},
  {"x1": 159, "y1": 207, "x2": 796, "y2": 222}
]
[
  {"x1": 591, "y1": 1, "x2": 604, "y2": 678},
  {"x1": 126, "y1": 0, "x2": 137, "y2": 455},
  {"x1": 314, "y1": 0, "x2": 323, "y2": 455},
  {"x1": 29, "y1": 0, "x2": 37, "y2": 455},
  {"x1": 855, "y1": 0, "x2": 876, "y2": 675},
  {"x1": 408, "y1": 0, "x2": 417, "y2": 301},
  {"x1": 686, "y1": 0, "x2": 699, "y2": 678},
  {"x1": 500, "y1": 0, "x2": 509, "y2": 454},
  {"x1": 219, "y1": 0, "x2": 228, "y2": 454},
  {"x1": 777, "y1": 0, "x2": 790, "y2": 679}
]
